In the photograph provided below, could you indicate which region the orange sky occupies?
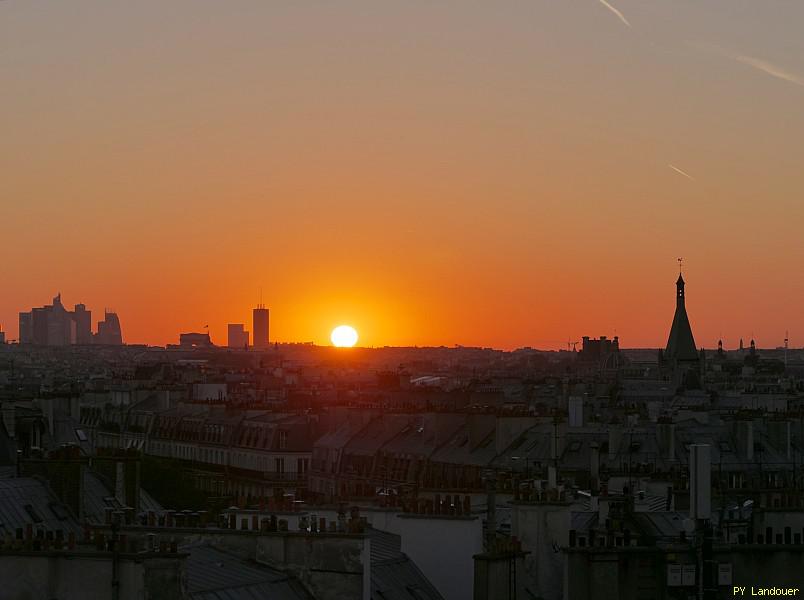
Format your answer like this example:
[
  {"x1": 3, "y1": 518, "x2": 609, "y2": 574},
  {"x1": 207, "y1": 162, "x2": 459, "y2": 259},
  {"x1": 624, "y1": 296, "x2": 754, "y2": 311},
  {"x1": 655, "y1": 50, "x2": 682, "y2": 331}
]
[{"x1": 2, "y1": 2, "x2": 803, "y2": 349}]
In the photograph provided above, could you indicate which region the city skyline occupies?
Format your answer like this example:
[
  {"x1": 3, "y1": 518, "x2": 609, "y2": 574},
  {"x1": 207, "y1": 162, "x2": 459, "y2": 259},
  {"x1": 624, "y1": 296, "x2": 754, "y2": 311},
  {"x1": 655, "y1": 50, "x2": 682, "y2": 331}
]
[
  {"x1": 2, "y1": 269, "x2": 795, "y2": 350},
  {"x1": 3, "y1": 3, "x2": 804, "y2": 599},
  {"x1": 3, "y1": 1, "x2": 803, "y2": 349}
]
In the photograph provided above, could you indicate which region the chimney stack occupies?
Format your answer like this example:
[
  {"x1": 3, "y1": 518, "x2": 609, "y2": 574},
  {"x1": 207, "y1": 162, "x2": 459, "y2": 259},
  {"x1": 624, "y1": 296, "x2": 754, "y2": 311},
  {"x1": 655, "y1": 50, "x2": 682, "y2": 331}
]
[
  {"x1": 1, "y1": 404, "x2": 15, "y2": 439},
  {"x1": 657, "y1": 420, "x2": 675, "y2": 461},
  {"x1": 590, "y1": 442, "x2": 600, "y2": 494},
  {"x1": 767, "y1": 419, "x2": 791, "y2": 461},
  {"x1": 568, "y1": 396, "x2": 584, "y2": 427},
  {"x1": 689, "y1": 444, "x2": 711, "y2": 521},
  {"x1": 608, "y1": 425, "x2": 622, "y2": 461},
  {"x1": 735, "y1": 419, "x2": 754, "y2": 461}
]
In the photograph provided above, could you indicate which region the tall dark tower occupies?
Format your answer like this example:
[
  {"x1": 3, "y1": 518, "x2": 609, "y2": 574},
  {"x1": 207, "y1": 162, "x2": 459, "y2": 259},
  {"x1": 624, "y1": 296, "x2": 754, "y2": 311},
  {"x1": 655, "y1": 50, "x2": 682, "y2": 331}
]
[
  {"x1": 665, "y1": 267, "x2": 698, "y2": 364},
  {"x1": 252, "y1": 304, "x2": 269, "y2": 349}
]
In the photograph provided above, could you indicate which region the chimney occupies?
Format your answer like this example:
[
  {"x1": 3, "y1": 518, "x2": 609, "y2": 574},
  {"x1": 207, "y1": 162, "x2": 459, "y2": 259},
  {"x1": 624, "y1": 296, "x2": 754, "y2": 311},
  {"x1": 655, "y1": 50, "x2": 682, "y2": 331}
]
[
  {"x1": 767, "y1": 419, "x2": 791, "y2": 461},
  {"x1": 548, "y1": 465, "x2": 557, "y2": 490},
  {"x1": 473, "y1": 544, "x2": 528, "y2": 600},
  {"x1": 657, "y1": 420, "x2": 675, "y2": 461},
  {"x1": 98, "y1": 453, "x2": 142, "y2": 513},
  {"x1": 1, "y1": 404, "x2": 15, "y2": 439},
  {"x1": 689, "y1": 444, "x2": 711, "y2": 521},
  {"x1": 19, "y1": 448, "x2": 84, "y2": 518},
  {"x1": 70, "y1": 396, "x2": 80, "y2": 422},
  {"x1": 550, "y1": 420, "x2": 567, "y2": 461},
  {"x1": 608, "y1": 425, "x2": 622, "y2": 461},
  {"x1": 115, "y1": 462, "x2": 126, "y2": 506},
  {"x1": 568, "y1": 396, "x2": 584, "y2": 427},
  {"x1": 590, "y1": 442, "x2": 600, "y2": 494},
  {"x1": 39, "y1": 398, "x2": 55, "y2": 436},
  {"x1": 735, "y1": 419, "x2": 754, "y2": 461},
  {"x1": 598, "y1": 496, "x2": 610, "y2": 524},
  {"x1": 485, "y1": 476, "x2": 496, "y2": 549}
]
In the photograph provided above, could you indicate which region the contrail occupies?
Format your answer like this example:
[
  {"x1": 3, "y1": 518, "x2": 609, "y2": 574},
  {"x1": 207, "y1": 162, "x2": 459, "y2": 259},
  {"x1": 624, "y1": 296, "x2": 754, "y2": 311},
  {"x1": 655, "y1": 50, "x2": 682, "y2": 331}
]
[
  {"x1": 668, "y1": 164, "x2": 695, "y2": 181},
  {"x1": 735, "y1": 55, "x2": 804, "y2": 88},
  {"x1": 689, "y1": 42, "x2": 804, "y2": 89},
  {"x1": 598, "y1": 0, "x2": 631, "y2": 28}
]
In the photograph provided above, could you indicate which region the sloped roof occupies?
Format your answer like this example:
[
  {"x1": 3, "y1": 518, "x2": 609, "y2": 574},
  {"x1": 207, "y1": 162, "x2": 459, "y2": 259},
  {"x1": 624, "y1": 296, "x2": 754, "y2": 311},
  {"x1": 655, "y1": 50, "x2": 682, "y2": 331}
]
[
  {"x1": 372, "y1": 559, "x2": 445, "y2": 600},
  {"x1": 82, "y1": 469, "x2": 163, "y2": 523},
  {"x1": 366, "y1": 527, "x2": 445, "y2": 600},
  {"x1": 344, "y1": 415, "x2": 412, "y2": 456},
  {"x1": 0, "y1": 477, "x2": 82, "y2": 536},
  {"x1": 184, "y1": 544, "x2": 313, "y2": 600}
]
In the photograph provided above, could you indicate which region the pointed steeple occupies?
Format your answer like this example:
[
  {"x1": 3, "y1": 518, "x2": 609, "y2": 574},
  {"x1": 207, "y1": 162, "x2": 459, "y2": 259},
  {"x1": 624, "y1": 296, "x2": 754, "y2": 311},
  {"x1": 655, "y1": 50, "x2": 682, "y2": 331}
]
[{"x1": 665, "y1": 267, "x2": 698, "y2": 362}]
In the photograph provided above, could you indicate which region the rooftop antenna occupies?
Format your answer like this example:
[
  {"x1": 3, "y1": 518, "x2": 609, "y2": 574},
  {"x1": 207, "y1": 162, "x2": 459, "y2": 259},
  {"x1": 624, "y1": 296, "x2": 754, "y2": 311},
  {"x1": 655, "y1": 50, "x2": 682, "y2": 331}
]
[
  {"x1": 258, "y1": 287, "x2": 265, "y2": 309},
  {"x1": 785, "y1": 330, "x2": 790, "y2": 368}
]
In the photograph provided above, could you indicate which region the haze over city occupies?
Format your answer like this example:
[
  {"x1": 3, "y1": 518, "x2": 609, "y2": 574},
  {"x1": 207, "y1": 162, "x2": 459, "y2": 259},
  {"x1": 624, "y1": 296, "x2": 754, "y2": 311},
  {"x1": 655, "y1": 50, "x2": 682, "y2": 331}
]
[
  {"x1": 3, "y1": 1, "x2": 803, "y2": 349},
  {"x1": 4, "y1": 3, "x2": 804, "y2": 599}
]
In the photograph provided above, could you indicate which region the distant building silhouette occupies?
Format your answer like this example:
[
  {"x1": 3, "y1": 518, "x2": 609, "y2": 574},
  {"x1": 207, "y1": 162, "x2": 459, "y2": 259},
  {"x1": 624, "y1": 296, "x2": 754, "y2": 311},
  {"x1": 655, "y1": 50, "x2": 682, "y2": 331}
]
[
  {"x1": 73, "y1": 303, "x2": 92, "y2": 345},
  {"x1": 252, "y1": 304, "x2": 269, "y2": 348},
  {"x1": 18, "y1": 294, "x2": 122, "y2": 346},
  {"x1": 179, "y1": 332, "x2": 213, "y2": 348},
  {"x1": 19, "y1": 294, "x2": 80, "y2": 346},
  {"x1": 95, "y1": 311, "x2": 123, "y2": 345},
  {"x1": 578, "y1": 335, "x2": 619, "y2": 363},
  {"x1": 227, "y1": 323, "x2": 249, "y2": 349},
  {"x1": 664, "y1": 272, "x2": 698, "y2": 364}
]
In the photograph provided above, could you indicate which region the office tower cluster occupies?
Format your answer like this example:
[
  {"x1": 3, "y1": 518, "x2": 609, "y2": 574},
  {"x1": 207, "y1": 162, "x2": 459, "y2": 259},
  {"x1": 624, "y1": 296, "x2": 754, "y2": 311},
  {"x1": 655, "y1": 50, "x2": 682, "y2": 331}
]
[
  {"x1": 18, "y1": 293, "x2": 122, "y2": 346},
  {"x1": 225, "y1": 304, "x2": 269, "y2": 350}
]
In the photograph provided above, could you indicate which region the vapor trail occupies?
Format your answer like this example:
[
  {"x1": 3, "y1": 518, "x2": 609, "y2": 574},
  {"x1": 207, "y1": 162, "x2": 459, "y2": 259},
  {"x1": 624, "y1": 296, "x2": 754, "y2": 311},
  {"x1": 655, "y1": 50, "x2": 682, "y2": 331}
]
[
  {"x1": 689, "y1": 42, "x2": 804, "y2": 90},
  {"x1": 734, "y1": 55, "x2": 804, "y2": 88},
  {"x1": 668, "y1": 164, "x2": 695, "y2": 181},
  {"x1": 598, "y1": 0, "x2": 631, "y2": 28}
]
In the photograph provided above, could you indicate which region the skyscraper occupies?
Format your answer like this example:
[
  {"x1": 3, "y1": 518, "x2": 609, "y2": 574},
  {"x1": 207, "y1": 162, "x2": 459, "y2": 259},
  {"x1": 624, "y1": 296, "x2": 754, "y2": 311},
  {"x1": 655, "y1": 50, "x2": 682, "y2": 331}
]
[
  {"x1": 20, "y1": 293, "x2": 76, "y2": 346},
  {"x1": 227, "y1": 324, "x2": 249, "y2": 349},
  {"x1": 95, "y1": 311, "x2": 123, "y2": 345},
  {"x1": 73, "y1": 303, "x2": 92, "y2": 345},
  {"x1": 18, "y1": 312, "x2": 32, "y2": 344},
  {"x1": 252, "y1": 304, "x2": 269, "y2": 349},
  {"x1": 19, "y1": 295, "x2": 122, "y2": 346}
]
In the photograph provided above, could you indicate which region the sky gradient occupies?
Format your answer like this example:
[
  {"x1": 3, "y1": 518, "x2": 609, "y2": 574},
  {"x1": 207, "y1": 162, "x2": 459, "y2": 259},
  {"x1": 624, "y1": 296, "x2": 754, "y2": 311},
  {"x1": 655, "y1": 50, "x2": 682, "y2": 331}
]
[{"x1": 2, "y1": 1, "x2": 803, "y2": 349}]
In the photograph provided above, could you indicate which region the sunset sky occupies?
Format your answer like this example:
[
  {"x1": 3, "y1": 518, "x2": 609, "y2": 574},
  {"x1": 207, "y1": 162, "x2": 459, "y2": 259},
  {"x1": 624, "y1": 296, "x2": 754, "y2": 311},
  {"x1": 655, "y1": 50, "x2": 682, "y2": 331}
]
[{"x1": 2, "y1": 1, "x2": 803, "y2": 349}]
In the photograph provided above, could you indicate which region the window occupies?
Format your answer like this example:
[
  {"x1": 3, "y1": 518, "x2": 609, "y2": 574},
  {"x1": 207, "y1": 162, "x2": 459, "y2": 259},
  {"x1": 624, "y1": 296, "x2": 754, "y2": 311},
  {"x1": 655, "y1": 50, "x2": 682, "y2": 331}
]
[
  {"x1": 278, "y1": 430, "x2": 288, "y2": 450},
  {"x1": 24, "y1": 504, "x2": 43, "y2": 523},
  {"x1": 275, "y1": 458, "x2": 285, "y2": 474},
  {"x1": 49, "y1": 502, "x2": 70, "y2": 521}
]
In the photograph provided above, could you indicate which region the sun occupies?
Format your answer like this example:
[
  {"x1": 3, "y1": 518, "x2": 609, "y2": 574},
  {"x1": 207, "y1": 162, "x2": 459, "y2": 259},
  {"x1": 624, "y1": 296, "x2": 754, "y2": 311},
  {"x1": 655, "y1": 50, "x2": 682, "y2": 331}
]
[{"x1": 331, "y1": 325, "x2": 358, "y2": 348}]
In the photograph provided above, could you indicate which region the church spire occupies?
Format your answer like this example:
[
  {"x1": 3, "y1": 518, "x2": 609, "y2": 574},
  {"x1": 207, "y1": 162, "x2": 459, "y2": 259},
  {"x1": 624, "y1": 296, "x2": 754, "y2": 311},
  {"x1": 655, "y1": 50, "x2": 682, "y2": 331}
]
[{"x1": 665, "y1": 261, "x2": 698, "y2": 363}]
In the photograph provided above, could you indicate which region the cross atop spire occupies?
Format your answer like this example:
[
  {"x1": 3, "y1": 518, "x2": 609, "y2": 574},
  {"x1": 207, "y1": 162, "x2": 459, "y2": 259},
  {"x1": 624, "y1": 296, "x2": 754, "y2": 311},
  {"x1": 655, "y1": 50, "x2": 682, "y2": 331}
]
[{"x1": 678, "y1": 257, "x2": 683, "y2": 274}]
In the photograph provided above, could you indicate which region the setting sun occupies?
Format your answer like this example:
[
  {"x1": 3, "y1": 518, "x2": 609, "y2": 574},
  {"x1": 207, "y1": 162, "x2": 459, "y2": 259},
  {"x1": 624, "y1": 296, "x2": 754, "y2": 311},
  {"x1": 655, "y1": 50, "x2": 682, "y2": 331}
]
[{"x1": 331, "y1": 325, "x2": 358, "y2": 348}]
